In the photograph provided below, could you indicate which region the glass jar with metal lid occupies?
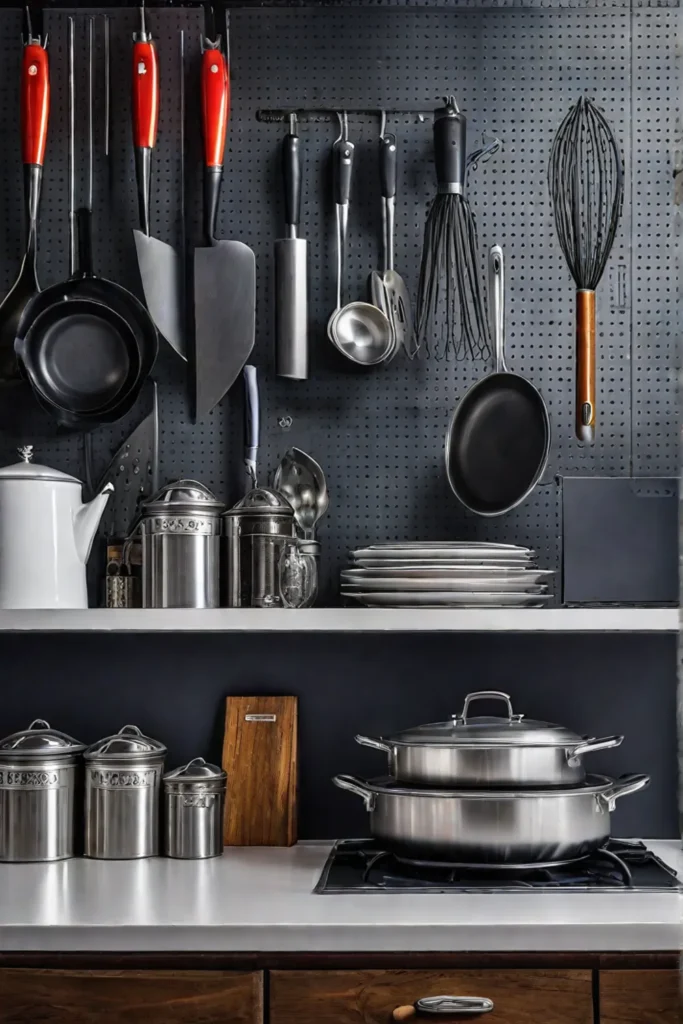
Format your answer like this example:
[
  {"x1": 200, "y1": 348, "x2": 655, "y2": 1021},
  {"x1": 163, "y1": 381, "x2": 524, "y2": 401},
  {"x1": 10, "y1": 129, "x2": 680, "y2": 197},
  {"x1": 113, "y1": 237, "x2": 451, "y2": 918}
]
[
  {"x1": 0, "y1": 719, "x2": 85, "y2": 862},
  {"x1": 84, "y1": 725, "x2": 167, "y2": 859},
  {"x1": 140, "y1": 479, "x2": 225, "y2": 609},
  {"x1": 163, "y1": 757, "x2": 227, "y2": 859}
]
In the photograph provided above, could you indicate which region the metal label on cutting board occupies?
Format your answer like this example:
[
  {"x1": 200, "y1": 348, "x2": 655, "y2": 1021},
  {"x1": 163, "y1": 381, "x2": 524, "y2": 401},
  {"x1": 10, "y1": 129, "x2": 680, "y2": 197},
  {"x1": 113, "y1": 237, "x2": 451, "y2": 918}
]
[{"x1": 245, "y1": 714, "x2": 277, "y2": 722}]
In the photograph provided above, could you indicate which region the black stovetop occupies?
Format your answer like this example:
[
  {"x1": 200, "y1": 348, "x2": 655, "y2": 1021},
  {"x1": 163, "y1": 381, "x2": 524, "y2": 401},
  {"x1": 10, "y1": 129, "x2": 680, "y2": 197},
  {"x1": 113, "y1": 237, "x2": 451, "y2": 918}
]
[{"x1": 314, "y1": 839, "x2": 682, "y2": 893}]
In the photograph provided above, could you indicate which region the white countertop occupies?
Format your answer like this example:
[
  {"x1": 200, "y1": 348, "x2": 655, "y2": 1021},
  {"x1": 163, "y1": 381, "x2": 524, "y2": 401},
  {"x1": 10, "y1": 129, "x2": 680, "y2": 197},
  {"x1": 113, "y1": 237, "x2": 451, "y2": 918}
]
[{"x1": 0, "y1": 841, "x2": 680, "y2": 954}]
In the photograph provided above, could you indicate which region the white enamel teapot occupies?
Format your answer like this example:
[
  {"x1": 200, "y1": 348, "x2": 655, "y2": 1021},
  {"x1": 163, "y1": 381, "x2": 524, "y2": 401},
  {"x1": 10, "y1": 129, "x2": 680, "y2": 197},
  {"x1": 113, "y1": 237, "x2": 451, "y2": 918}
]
[{"x1": 0, "y1": 446, "x2": 113, "y2": 609}]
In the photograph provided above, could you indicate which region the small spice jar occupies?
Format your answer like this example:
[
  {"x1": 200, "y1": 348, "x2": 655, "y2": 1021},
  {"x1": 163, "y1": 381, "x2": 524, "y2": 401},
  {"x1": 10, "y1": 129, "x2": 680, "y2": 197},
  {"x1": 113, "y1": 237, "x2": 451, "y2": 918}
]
[{"x1": 163, "y1": 757, "x2": 227, "y2": 859}]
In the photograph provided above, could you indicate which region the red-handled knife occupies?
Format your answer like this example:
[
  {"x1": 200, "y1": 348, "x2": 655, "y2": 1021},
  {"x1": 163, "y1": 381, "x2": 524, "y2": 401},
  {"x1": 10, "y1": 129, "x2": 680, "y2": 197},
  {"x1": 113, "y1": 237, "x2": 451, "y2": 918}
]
[
  {"x1": 200, "y1": 43, "x2": 229, "y2": 245},
  {"x1": 132, "y1": 3, "x2": 159, "y2": 237}
]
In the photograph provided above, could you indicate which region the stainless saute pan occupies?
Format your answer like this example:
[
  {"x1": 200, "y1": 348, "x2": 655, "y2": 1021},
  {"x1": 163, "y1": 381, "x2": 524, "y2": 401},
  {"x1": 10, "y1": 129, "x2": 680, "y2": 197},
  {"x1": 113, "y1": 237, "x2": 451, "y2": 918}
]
[
  {"x1": 333, "y1": 772, "x2": 649, "y2": 866},
  {"x1": 355, "y1": 690, "x2": 623, "y2": 788}
]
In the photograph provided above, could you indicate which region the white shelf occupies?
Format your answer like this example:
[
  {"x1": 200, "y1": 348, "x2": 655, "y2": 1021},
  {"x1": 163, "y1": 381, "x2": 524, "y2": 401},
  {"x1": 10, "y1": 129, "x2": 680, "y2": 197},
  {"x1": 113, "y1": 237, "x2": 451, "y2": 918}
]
[{"x1": 0, "y1": 607, "x2": 676, "y2": 633}]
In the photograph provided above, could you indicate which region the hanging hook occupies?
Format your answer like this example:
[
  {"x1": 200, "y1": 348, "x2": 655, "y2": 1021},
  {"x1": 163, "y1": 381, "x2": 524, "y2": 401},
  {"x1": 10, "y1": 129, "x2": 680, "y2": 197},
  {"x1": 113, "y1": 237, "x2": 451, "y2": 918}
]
[
  {"x1": 334, "y1": 111, "x2": 344, "y2": 144},
  {"x1": 289, "y1": 111, "x2": 298, "y2": 136},
  {"x1": 379, "y1": 109, "x2": 387, "y2": 140},
  {"x1": 335, "y1": 110, "x2": 349, "y2": 143}
]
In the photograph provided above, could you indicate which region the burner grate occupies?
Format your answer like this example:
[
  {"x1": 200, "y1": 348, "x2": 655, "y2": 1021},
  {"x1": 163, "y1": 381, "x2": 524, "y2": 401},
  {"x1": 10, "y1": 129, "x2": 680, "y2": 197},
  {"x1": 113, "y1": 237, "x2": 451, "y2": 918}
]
[{"x1": 315, "y1": 839, "x2": 680, "y2": 894}]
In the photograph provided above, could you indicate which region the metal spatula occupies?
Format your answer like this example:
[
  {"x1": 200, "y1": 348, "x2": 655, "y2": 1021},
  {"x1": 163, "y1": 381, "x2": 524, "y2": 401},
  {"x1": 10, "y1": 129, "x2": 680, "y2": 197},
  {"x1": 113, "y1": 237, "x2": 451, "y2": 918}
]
[{"x1": 379, "y1": 133, "x2": 414, "y2": 357}]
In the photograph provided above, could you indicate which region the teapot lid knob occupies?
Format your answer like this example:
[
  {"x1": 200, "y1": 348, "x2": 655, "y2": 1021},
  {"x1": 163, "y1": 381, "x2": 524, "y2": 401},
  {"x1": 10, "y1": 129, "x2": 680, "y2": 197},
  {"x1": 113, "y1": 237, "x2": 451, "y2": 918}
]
[{"x1": 17, "y1": 446, "x2": 33, "y2": 464}]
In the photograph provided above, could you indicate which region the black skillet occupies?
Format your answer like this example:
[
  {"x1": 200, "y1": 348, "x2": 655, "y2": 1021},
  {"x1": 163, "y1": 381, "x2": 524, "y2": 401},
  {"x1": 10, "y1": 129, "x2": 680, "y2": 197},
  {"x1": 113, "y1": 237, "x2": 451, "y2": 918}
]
[
  {"x1": 445, "y1": 246, "x2": 550, "y2": 516},
  {"x1": 15, "y1": 17, "x2": 157, "y2": 428}
]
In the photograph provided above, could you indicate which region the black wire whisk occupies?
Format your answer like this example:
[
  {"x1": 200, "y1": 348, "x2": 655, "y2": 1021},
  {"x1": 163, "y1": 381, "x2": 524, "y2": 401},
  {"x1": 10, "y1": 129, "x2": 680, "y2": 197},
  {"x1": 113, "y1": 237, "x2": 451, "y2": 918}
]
[{"x1": 548, "y1": 96, "x2": 624, "y2": 445}]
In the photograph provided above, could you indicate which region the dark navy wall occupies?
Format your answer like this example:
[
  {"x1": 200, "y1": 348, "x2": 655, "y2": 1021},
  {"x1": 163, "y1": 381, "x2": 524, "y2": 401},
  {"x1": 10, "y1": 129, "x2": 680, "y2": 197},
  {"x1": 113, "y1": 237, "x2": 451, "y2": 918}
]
[{"x1": 0, "y1": 631, "x2": 675, "y2": 839}]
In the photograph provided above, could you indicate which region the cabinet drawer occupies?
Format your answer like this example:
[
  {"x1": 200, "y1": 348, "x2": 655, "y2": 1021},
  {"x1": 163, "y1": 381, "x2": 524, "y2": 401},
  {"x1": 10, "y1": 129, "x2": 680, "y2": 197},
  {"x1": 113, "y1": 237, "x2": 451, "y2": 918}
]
[
  {"x1": 270, "y1": 969, "x2": 592, "y2": 1024},
  {"x1": 600, "y1": 970, "x2": 681, "y2": 1024},
  {"x1": 0, "y1": 968, "x2": 263, "y2": 1024}
]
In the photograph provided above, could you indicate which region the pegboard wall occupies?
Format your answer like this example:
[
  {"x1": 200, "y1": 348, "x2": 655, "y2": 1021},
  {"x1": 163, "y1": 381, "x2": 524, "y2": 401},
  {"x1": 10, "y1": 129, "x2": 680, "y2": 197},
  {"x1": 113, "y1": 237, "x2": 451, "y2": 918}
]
[{"x1": 0, "y1": 3, "x2": 678, "y2": 605}]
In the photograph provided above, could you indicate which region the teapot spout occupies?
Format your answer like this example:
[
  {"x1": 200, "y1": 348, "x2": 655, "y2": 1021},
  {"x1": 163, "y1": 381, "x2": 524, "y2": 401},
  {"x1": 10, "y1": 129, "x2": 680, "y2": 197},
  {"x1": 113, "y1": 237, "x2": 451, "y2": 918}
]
[{"x1": 74, "y1": 483, "x2": 114, "y2": 563}]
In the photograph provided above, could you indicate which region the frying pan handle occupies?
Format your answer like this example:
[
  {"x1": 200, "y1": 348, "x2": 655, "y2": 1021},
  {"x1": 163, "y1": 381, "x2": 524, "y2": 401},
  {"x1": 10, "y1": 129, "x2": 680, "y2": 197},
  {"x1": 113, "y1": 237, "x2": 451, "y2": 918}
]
[
  {"x1": 488, "y1": 246, "x2": 507, "y2": 373},
  {"x1": 201, "y1": 44, "x2": 229, "y2": 245},
  {"x1": 379, "y1": 134, "x2": 397, "y2": 200},
  {"x1": 282, "y1": 126, "x2": 301, "y2": 235},
  {"x1": 21, "y1": 39, "x2": 49, "y2": 235},
  {"x1": 74, "y1": 207, "x2": 95, "y2": 278},
  {"x1": 576, "y1": 290, "x2": 596, "y2": 445},
  {"x1": 132, "y1": 15, "x2": 159, "y2": 237}
]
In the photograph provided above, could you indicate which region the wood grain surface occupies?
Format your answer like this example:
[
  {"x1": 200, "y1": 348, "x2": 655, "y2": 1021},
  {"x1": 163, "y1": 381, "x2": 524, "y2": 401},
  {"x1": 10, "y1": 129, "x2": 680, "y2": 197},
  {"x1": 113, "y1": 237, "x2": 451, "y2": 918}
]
[
  {"x1": 222, "y1": 695, "x2": 297, "y2": 846},
  {"x1": 270, "y1": 968, "x2": 593, "y2": 1024},
  {"x1": 0, "y1": 968, "x2": 262, "y2": 1024},
  {"x1": 599, "y1": 970, "x2": 681, "y2": 1023}
]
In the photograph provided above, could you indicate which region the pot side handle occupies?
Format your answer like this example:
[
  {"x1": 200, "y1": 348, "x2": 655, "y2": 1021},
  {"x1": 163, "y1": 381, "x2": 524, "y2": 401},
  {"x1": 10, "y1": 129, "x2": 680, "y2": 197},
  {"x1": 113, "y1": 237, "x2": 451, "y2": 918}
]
[
  {"x1": 566, "y1": 734, "x2": 624, "y2": 766},
  {"x1": 354, "y1": 734, "x2": 392, "y2": 754},
  {"x1": 393, "y1": 996, "x2": 494, "y2": 1019},
  {"x1": 598, "y1": 773, "x2": 650, "y2": 812},
  {"x1": 333, "y1": 774, "x2": 376, "y2": 811}
]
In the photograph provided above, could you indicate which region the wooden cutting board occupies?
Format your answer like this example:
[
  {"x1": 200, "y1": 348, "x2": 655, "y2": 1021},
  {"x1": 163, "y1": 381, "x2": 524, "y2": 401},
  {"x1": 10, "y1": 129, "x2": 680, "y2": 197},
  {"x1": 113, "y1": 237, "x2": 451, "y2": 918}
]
[{"x1": 222, "y1": 695, "x2": 298, "y2": 846}]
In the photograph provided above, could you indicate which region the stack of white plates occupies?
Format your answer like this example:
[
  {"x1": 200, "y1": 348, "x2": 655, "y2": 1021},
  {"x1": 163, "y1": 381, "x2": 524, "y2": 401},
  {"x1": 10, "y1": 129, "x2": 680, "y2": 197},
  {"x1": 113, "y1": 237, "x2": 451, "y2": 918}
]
[{"x1": 341, "y1": 542, "x2": 553, "y2": 608}]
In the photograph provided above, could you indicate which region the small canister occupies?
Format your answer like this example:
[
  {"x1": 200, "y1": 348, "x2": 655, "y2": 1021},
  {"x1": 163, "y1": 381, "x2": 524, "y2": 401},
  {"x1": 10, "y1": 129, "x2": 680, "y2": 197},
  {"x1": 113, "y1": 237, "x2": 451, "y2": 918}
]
[
  {"x1": 84, "y1": 725, "x2": 166, "y2": 859},
  {"x1": 0, "y1": 719, "x2": 85, "y2": 862},
  {"x1": 140, "y1": 480, "x2": 225, "y2": 609},
  {"x1": 163, "y1": 757, "x2": 227, "y2": 859}
]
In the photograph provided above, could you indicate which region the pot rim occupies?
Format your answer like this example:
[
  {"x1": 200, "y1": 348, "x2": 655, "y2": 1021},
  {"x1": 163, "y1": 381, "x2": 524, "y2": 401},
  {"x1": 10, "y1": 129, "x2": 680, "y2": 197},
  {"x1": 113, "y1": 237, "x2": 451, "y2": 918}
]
[{"x1": 344, "y1": 773, "x2": 648, "y2": 799}]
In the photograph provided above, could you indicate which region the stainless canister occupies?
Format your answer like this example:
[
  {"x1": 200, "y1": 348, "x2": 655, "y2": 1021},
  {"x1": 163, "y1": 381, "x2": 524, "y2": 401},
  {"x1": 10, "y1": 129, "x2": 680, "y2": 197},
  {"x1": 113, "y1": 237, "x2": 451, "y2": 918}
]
[
  {"x1": 0, "y1": 719, "x2": 85, "y2": 862},
  {"x1": 163, "y1": 757, "x2": 227, "y2": 859},
  {"x1": 84, "y1": 725, "x2": 167, "y2": 859},
  {"x1": 222, "y1": 486, "x2": 296, "y2": 606},
  {"x1": 140, "y1": 480, "x2": 225, "y2": 609}
]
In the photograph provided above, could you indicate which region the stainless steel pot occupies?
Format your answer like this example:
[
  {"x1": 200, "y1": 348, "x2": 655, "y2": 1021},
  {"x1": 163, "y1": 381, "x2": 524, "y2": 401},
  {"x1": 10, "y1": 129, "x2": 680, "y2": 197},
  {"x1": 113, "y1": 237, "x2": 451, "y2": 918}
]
[
  {"x1": 333, "y1": 772, "x2": 650, "y2": 866},
  {"x1": 222, "y1": 486, "x2": 297, "y2": 607},
  {"x1": 355, "y1": 690, "x2": 623, "y2": 788},
  {"x1": 84, "y1": 724, "x2": 166, "y2": 859},
  {"x1": 0, "y1": 719, "x2": 85, "y2": 862},
  {"x1": 140, "y1": 480, "x2": 225, "y2": 609},
  {"x1": 163, "y1": 757, "x2": 226, "y2": 859}
]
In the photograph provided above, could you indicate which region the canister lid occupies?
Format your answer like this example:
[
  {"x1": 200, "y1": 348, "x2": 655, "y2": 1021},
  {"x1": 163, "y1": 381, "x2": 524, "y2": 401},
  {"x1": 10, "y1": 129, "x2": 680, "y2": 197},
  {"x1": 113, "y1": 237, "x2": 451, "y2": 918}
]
[
  {"x1": 164, "y1": 757, "x2": 226, "y2": 784},
  {"x1": 142, "y1": 479, "x2": 225, "y2": 517},
  {"x1": 0, "y1": 446, "x2": 81, "y2": 485},
  {"x1": 84, "y1": 724, "x2": 167, "y2": 762},
  {"x1": 223, "y1": 486, "x2": 295, "y2": 518},
  {"x1": 0, "y1": 719, "x2": 86, "y2": 759}
]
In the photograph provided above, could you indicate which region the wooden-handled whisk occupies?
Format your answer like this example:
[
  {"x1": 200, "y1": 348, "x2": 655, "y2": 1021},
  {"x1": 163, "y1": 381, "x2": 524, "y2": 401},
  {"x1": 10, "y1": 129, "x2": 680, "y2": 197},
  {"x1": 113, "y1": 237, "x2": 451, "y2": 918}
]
[{"x1": 548, "y1": 97, "x2": 624, "y2": 445}]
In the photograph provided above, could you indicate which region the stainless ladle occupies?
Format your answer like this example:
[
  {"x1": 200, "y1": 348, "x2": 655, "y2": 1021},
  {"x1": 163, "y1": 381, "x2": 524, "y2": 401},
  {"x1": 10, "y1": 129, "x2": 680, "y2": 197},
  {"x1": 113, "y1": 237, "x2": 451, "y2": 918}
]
[
  {"x1": 326, "y1": 113, "x2": 394, "y2": 366},
  {"x1": 273, "y1": 447, "x2": 329, "y2": 539}
]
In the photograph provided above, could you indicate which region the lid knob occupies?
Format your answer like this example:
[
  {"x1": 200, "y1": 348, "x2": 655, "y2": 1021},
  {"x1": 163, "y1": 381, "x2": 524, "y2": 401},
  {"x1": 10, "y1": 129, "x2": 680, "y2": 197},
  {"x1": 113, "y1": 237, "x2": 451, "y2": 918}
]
[{"x1": 17, "y1": 446, "x2": 34, "y2": 463}]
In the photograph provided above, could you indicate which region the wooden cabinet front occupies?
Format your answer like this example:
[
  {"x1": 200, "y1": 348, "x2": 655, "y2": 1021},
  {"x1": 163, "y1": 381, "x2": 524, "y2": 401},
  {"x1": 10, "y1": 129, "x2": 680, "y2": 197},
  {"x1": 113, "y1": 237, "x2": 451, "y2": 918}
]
[
  {"x1": 0, "y1": 968, "x2": 263, "y2": 1024},
  {"x1": 600, "y1": 970, "x2": 681, "y2": 1024},
  {"x1": 270, "y1": 968, "x2": 593, "y2": 1024}
]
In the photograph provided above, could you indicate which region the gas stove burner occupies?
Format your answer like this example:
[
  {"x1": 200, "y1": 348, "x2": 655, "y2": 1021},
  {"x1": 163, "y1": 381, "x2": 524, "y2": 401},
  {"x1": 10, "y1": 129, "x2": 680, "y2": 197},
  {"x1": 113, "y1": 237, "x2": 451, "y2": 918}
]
[{"x1": 314, "y1": 838, "x2": 680, "y2": 894}]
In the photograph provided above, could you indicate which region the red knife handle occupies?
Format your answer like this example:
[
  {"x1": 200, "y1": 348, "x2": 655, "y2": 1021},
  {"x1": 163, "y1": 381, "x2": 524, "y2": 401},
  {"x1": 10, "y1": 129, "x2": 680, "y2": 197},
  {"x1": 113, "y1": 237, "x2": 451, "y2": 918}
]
[
  {"x1": 21, "y1": 42, "x2": 49, "y2": 167},
  {"x1": 132, "y1": 39, "x2": 159, "y2": 150},
  {"x1": 201, "y1": 45, "x2": 229, "y2": 168}
]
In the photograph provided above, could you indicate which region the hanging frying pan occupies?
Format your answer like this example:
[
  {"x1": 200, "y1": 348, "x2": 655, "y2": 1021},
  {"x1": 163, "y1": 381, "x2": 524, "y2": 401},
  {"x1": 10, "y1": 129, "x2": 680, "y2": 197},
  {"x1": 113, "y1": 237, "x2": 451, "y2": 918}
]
[
  {"x1": 445, "y1": 245, "x2": 550, "y2": 516},
  {"x1": 15, "y1": 17, "x2": 157, "y2": 427}
]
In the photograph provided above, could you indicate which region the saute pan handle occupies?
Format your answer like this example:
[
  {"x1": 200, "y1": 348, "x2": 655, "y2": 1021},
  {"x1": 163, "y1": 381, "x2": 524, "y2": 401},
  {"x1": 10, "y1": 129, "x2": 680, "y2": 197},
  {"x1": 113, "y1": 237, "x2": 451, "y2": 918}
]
[
  {"x1": 354, "y1": 735, "x2": 392, "y2": 754},
  {"x1": 394, "y1": 996, "x2": 494, "y2": 1019},
  {"x1": 566, "y1": 734, "x2": 623, "y2": 767},
  {"x1": 598, "y1": 774, "x2": 650, "y2": 812},
  {"x1": 333, "y1": 774, "x2": 376, "y2": 811}
]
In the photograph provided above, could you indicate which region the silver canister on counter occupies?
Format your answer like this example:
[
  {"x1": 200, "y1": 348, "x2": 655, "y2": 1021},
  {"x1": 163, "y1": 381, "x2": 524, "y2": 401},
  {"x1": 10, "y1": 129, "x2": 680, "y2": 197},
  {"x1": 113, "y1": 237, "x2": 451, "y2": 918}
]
[
  {"x1": 140, "y1": 480, "x2": 225, "y2": 608},
  {"x1": 222, "y1": 486, "x2": 296, "y2": 607},
  {"x1": 0, "y1": 719, "x2": 85, "y2": 862},
  {"x1": 84, "y1": 725, "x2": 167, "y2": 859},
  {"x1": 163, "y1": 757, "x2": 227, "y2": 859}
]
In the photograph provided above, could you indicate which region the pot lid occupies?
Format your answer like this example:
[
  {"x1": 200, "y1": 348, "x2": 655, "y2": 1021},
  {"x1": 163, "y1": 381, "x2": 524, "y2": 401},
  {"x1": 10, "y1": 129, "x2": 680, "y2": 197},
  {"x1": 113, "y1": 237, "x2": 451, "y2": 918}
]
[
  {"x1": 164, "y1": 757, "x2": 226, "y2": 783},
  {"x1": 84, "y1": 724, "x2": 167, "y2": 760},
  {"x1": 0, "y1": 446, "x2": 80, "y2": 485},
  {"x1": 142, "y1": 479, "x2": 224, "y2": 516},
  {"x1": 386, "y1": 691, "x2": 584, "y2": 747},
  {"x1": 0, "y1": 719, "x2": 86, "y2": 758},
  {"x1": 224, "y1": 486, "x2": 295, "y2": 517}
]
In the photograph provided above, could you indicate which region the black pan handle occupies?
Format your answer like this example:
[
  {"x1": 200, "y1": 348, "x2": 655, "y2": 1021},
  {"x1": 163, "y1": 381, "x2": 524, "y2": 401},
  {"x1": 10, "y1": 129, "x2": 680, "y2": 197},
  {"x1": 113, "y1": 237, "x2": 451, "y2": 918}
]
[
  {"x1": 379, "y1": 134, "x2": 397, "y2": 199},
  {"x1": 282, "y1": 129, "x2": 301, "y2": 235},
  {"x1": 333, "y1": 137, "x2": 354, "y2": 207},
  {"x1": 433, "y1": 98, "x2": 466, "y2": 193},
  {"x1": 74, "y1": 207, "x2": 95, "y2": 279}
]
